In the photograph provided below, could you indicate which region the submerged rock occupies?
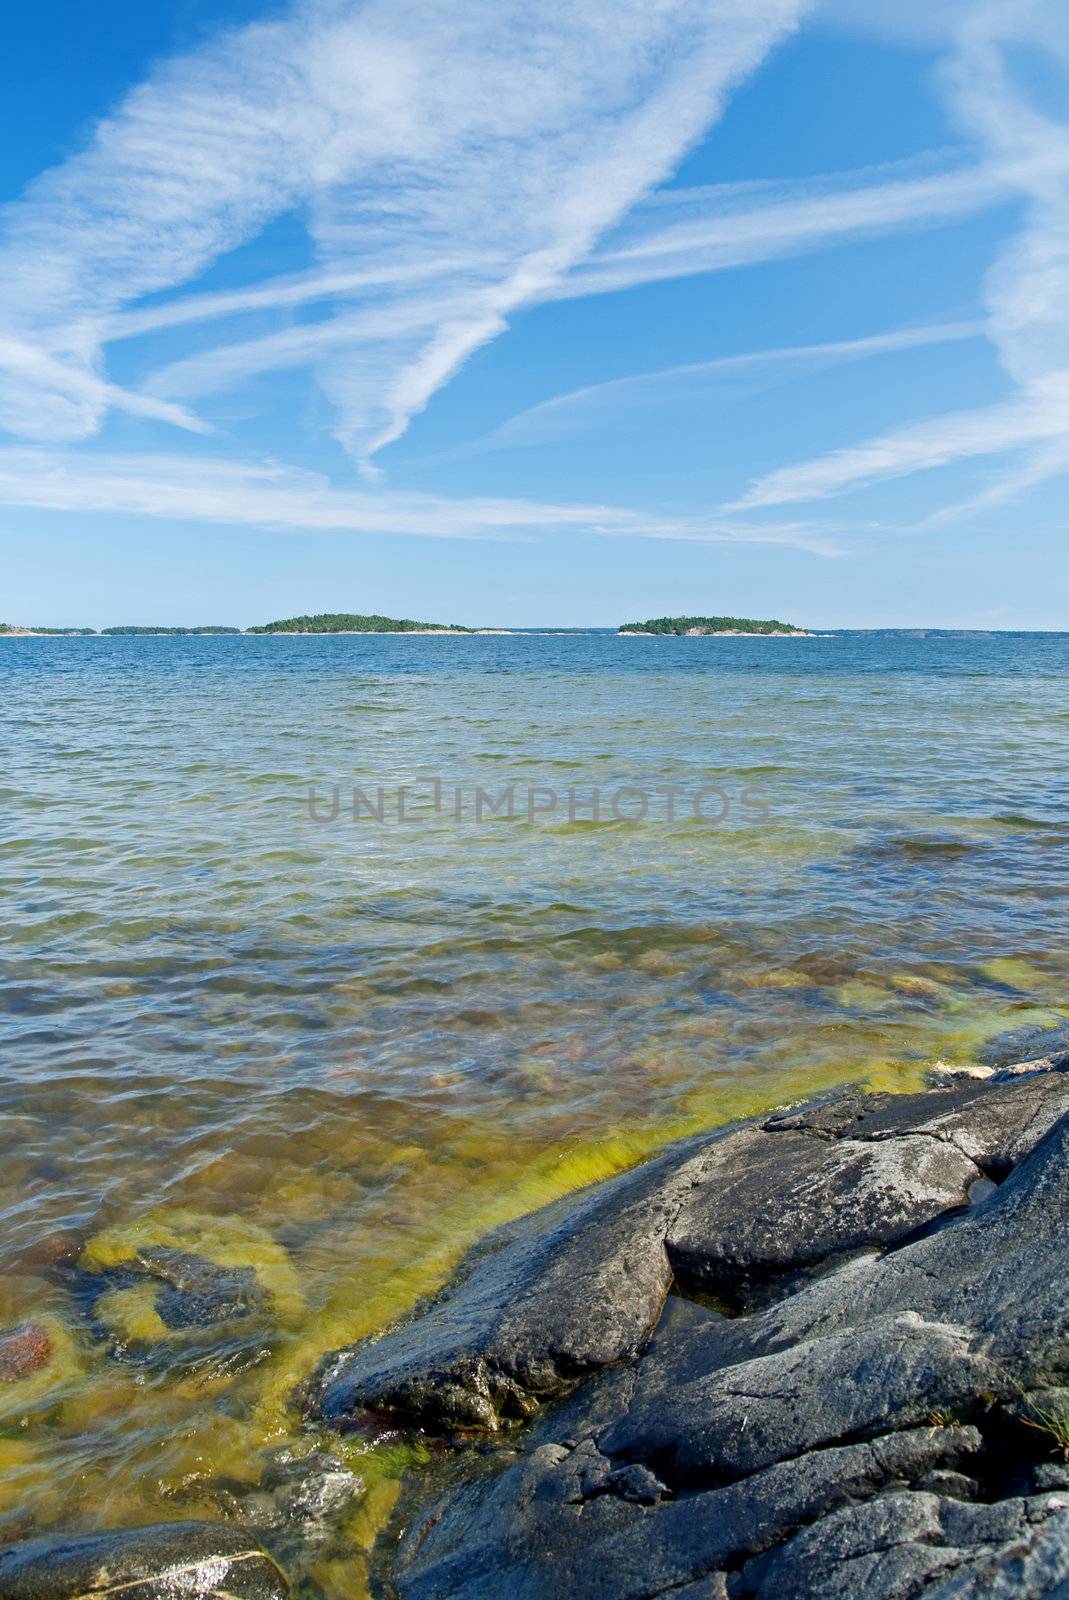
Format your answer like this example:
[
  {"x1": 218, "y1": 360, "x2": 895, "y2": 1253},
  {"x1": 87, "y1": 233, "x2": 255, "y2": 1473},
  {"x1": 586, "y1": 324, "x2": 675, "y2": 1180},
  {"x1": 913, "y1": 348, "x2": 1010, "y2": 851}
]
[
  {"x1": 0, "y1": 1317, "x2": 81, "y2": 1418},
  {"x1": 0, "y1": 1522, "x2": 289, "y2": 1600},
  {"x1": 192, "y1": 1447, "x2": 367, "y2": 1569},
  {"x1": 302, "y1": 1057, "x2": 1069, "y2": 1598},
  {"x1": 138, "y1": 1249, "x2": 264, "y2": 1330},
  {"x1": 0, "y1": 1325, "x2": 52, "y2": 1385},
  {"x1": 77, "y1": 1211, "x2": 303, "y2": 1356}
]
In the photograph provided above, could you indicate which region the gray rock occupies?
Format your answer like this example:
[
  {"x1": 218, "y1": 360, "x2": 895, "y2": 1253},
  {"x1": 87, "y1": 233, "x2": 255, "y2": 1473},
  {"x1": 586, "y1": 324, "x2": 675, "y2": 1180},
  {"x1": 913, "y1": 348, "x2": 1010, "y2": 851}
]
[
  {"x1": 598, "y1": 1312, "x2": 998, "y2": 1486},
  {"x1": 314, "y1": 1059, "x2": 1069, "y2": 1599},
  {"x1": 393, "y1": 1424, "x2": 982, "y2": 1600},
  {"x1": 258, "y1": 1448, "x2": 363, "y2": 1530},
  {"x1": 308, "y1": 1066, "x2": 1069, "y2": 1434},
  {"x1": 0, "y1": 1523, "x2": 289, "y2": 1600},
  {"x1": 141, "y1": 1249, "x2": 265, "y2": 1330},
  {"x1": 747, "y1": 1489, "x2": 1069, "y2": 1600},
  {"x1": 915, "y1": 1470, "x2": 978, "y2": 1501},
  {"x1": 683, "y1": 1110, "x2": 1069, "y2": 1385},
  {"x1": 306, "y1": 1136, "x2": 714, "y2": 1430},
  {"x1": 922, "y1": 1504, "x2": 1069, "y2": 1597}
]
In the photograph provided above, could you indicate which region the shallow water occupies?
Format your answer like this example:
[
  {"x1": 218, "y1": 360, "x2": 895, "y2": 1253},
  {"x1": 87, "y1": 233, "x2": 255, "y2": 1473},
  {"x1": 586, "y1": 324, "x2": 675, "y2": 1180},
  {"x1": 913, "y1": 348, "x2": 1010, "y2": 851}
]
[{"x1": 3, "y1": 631, "x2": 1069, "y2": 1587}]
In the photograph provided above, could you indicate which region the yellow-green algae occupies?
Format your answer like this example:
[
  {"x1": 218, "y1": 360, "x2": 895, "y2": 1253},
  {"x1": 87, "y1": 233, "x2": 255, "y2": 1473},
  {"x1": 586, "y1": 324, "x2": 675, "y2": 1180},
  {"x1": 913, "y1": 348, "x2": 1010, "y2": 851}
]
[
  {"x1": 2, "y1": 971, "x2": 1067, "y2": 1595},
  {"x1": 81, "y1": 1208, "x2": 306, "y2": 1331}
]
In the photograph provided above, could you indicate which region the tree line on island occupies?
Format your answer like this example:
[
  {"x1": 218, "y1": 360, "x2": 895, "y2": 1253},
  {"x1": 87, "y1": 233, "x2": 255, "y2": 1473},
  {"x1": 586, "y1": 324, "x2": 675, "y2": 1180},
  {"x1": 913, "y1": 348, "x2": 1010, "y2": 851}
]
[
  {"x1": 246, "y1": 612, "x2": 472, "y2": 633},
  {"x1": 618, "y1": 615, "x2": 809, "y2": 636},
  {"x1": 1, "y1": 611, "x2": 809, "y2": 636}
]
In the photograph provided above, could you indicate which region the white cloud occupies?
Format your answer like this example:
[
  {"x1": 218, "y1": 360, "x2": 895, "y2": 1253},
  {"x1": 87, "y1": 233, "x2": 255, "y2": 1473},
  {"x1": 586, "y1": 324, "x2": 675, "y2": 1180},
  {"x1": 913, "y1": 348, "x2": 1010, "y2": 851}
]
[
  {"x1": 0, "y1": 445, "x2": 840, "y2": 552},
  {"x1": 928, "y1": 436, "x2": 1069, "y2": 523},
  {"x1": 730, "y1": 375, "x2": 1069, "y2": 509},
  {"x1": 103, "y1": 154, "x2": 1004, "y2": 361},
  {"x1": 105, "y1": 256, "x2": 489, "y2": 343},
  {"x1": 438, "y1": 320, "x2": 984, "y2": 459},
  {"x1": 730, "y1": 0, "x2": 1069, "y2": 516},
  {"x1": 555, "y1": 156, "x2": 1013, "y2": 300},
  {"x1": 0, "y1": 0, "x2": 810, "y2": 467},
  {"x1": 6, "y1": 0, "x2": 1060, "y2": 538},
  {"x1": 0, "y1": 336, "x2": 210, "y2": 439},
  {"x1": 133, "y1": 153, "x2": 1009, "y2": 423}
]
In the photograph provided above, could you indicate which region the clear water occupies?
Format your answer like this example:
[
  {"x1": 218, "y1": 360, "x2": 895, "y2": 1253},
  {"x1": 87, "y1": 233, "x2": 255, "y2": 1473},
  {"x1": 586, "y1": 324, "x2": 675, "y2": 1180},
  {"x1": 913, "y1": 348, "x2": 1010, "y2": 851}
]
[{"x1": 2, "y1": 632, "x2": 1069, "y2": 1587}]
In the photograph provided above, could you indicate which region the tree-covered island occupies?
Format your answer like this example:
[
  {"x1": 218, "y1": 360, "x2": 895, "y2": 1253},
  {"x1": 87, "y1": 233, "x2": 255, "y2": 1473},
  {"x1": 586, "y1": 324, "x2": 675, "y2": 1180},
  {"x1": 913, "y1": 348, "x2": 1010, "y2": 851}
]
[
  {"x1": 100, "y1": 626, "x2": 243, "y2": 636},
  {"x1": 247, "y1": 612, "x2": 474, "y2": 634},
  {"x1": 619, "y1": 614, "x2": 811, "y2": 636},
  {"x1": 0, "y1": 623, "x2": 97, "y2": 635}
]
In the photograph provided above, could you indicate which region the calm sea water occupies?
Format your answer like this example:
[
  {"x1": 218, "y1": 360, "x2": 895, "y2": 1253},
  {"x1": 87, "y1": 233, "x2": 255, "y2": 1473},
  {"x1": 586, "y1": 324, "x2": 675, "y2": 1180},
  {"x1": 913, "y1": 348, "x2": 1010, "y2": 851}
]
[{"x1": 3, "y1": 631, "x2": 1069, "y2": 1583}]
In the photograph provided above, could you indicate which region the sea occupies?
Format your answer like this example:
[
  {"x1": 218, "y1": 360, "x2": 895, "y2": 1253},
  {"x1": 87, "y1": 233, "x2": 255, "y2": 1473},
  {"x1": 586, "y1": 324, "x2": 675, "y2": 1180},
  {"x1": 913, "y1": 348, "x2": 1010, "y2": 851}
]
[{"x1": 3, "y1": 629, "x2": 1069, "y2": 1581}]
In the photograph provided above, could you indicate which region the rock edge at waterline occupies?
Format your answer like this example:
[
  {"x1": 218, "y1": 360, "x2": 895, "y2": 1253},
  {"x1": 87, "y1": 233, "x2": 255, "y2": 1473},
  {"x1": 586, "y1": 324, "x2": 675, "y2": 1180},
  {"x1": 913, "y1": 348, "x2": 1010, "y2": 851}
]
[
  {"x1": 308, "y1": 1049, "x2": 1069, "y2": 1600},
  {"x1": 7, "y1": 1051, "x2": 1069, "y2": 1600}
]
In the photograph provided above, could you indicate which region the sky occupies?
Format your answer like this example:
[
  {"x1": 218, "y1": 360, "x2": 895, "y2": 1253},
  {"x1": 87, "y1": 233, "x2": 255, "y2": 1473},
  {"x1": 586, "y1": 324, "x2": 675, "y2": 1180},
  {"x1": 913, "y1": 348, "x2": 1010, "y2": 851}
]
[{"x1": 0, "y1": 0, "x2": 1067, "y2": 629}]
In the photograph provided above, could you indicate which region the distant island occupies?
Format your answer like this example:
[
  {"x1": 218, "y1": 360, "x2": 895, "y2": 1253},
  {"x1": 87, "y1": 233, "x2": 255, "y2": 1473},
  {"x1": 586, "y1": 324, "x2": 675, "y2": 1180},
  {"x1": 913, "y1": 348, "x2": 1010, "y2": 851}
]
[
  {"x1": 248, "y1": 612, "x2": 478, "y2": 634},
  {"x1": 0, "y1": 623, "x2": 240, "y2": 636},
  {"x1": 0, "y1": 623, "x2": 97, "y2": 636},
  {"x1": 100, "y1": 625, "x2": 242, "y2": 636},
  {"x1": 619, "y1": 614, "x2": 811, "y2": 636},
  {"x1": 1, "y1": 611, "x2": 815, "y2": 638}
]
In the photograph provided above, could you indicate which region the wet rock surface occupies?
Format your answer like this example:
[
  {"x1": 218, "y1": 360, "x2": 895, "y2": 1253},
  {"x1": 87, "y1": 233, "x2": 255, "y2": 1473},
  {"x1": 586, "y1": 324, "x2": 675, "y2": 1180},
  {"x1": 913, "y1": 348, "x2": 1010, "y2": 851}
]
[
  {"x1": 308, "y1": 1060, "x2": 1069, "y2": 1431},
  {"x1": 0, "y1": 1522, "x2": 289, "y2": 1600},
  {"x1": 310, "y1": 1055, "x2": 1069, "y2": 1598},
  {"x1": 193, "y1": 1446, "x2": 367, "y2": 1571}
]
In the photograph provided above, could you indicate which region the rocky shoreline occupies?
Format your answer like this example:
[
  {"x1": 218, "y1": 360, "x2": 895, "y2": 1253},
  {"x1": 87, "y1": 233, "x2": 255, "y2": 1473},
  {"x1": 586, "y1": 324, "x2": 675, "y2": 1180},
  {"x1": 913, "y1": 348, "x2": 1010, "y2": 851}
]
[{"x1": 5, "y1": 1053, "x2": 1069, "y2": 1598}]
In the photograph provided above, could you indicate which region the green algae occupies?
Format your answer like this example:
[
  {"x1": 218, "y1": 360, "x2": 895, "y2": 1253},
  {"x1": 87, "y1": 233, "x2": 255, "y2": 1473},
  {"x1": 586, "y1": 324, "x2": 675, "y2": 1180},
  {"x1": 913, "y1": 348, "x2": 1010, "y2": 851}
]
[
  {"x1": 92, "y1": 1285, "x2": 169, "y2": 1346},
  {"x1": 81, "y1": 1209, "x2": 305, "y2": 1328}
]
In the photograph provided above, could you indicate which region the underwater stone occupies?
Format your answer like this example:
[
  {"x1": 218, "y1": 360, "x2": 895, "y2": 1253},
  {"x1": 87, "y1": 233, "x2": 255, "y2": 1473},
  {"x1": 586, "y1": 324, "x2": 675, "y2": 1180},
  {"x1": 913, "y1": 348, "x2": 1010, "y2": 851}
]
[
  {"x1": 0, "y1": 1325, "x2": 52, "y2": 1384},
  {"x1": 139, "y1": 1249, "x2": 265, "y2": 1329},
  {"x1": 78, "y1": 1210, "x2": 303, "y2": 1351}
]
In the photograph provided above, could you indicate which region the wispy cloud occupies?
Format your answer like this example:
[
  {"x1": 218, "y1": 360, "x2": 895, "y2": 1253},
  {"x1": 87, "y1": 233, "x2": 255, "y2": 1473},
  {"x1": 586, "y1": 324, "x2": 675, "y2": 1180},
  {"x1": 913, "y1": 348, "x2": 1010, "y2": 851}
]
[
  {"x1": 0, "y1": 336, "x2": 210, "y2": 439},
  {"x1": 132, "y1": 153, "x2": 1005, "y2": 420},
  {"x1": 435, "y1": 320, "x2": 984, "y2": 460},
  {"x1": 729, "y1": 0, "x2": 1069, "y2": 515},
  {"x1": 108, "y1": 153, "x2": 1005, "y2": 348},
  {"x1": 0, "y1": 0, "x2": 810, "y2": 467},
  {"x1": 729, "y1": 375, "x2": 1069, "y2": 509},
  {"x1": 555, "y1": 155, "x2": 1013, "y2": 300},
  {"x1": 927, "y1": 436, "x2": 1069, "y2": 523},
  {"x1": 5, "y1": 0, "x2": 1060, "y2": 544},
  {"x1": 0, "y1": 445, "x2": 840, "y2": 552}
]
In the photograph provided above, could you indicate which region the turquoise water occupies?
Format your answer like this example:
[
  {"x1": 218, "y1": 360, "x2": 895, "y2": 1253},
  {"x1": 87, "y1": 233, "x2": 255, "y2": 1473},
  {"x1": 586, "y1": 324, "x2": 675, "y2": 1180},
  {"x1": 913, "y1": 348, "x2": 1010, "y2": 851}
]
[{"x1": 2, "y1": 631, "x2": 1069, "y2": 1584}]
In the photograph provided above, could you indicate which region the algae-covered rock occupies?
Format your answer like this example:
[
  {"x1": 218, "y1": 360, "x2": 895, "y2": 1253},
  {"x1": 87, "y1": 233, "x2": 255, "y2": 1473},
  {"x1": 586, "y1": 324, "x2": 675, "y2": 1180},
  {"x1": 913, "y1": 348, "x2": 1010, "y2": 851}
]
[
  {"x1": 0, "y1": 1521, "x2": 289, "y2": 1600},
  {"x1": 79, "y1": 1211, "x2": 303, "y2": 1355}
]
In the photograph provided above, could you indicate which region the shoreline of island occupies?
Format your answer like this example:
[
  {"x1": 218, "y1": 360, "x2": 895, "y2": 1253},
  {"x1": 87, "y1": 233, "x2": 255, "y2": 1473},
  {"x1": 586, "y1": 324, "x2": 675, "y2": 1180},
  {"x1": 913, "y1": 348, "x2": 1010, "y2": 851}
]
[{"x1": 1, "y1": 611, "x2": 815, "y2": 638}]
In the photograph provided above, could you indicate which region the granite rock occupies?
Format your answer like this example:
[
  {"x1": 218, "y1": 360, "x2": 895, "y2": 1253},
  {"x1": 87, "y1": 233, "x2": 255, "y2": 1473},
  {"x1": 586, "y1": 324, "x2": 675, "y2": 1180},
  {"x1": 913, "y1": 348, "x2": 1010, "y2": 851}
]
[{"x1": 0, "y1": 1523, "x2": 288, "y2": 1600}]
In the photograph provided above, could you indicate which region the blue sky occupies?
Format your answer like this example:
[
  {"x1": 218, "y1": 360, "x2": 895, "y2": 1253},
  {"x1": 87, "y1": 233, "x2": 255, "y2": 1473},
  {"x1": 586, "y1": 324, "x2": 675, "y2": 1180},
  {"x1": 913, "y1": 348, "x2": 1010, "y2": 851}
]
[{"x1": 1, "y1": 0, "x2": 1067, "y2": 628}]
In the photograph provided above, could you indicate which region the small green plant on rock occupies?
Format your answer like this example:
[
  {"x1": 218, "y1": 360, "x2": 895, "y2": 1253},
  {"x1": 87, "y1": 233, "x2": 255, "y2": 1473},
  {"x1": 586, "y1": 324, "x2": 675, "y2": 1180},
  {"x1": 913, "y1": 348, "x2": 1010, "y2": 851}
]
[
  {"x1": 927, "y1": 1408, "x2": 964, "y2": 1432},
  {"x1": 1021, "y1": 1396, "x2": 1069, "y2": 1461}
]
